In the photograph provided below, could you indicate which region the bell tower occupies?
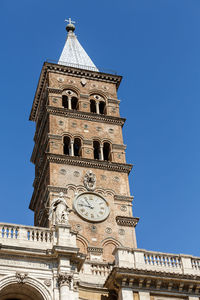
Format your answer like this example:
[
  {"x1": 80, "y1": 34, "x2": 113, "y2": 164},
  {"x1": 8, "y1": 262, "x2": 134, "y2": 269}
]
[{"x1": 29, "y1": 20, "x2": 138, "y2": 263}]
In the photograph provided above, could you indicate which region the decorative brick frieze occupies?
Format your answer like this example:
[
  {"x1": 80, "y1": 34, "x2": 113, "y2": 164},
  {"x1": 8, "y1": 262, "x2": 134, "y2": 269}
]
[
  {"x1": 47, "y1": 87, "x2": 62, "y2": 94},
  {"x1": 46, "y1": 105, "x2": 126, "y2": 126},
  {"x1": 88, "y1": 247, "x2": 103, "y2": 253},
  {"x1": 47, "y1": 153, "x2": 132, "y2": 173},
  {"x1": 116, "y1": 216, "x2": 139, "y2": 227}
]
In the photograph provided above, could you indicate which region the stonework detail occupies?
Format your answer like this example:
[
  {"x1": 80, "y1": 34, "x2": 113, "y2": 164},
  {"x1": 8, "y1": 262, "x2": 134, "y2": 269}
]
[
  {"x1": 83, "y1": 170, "x2": 96, "y2": 191},
  {"x1": 57, "y1": 273, "x2": 73, "y2": 287},
  {"x1": 48, "y1": 192, "x2": 71, "y2": 225},
  {"x1": 16, "y1": 272, "x2": 28, "y2": 284},
  {"x1": 116, "y1": 216, "x2": 139, "y2": 227}
]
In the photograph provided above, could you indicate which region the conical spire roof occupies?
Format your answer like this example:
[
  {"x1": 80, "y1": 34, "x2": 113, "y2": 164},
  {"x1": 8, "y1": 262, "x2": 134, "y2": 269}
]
[{"x1": 58, "y1": 19, "x2": 99, "y2": 72}]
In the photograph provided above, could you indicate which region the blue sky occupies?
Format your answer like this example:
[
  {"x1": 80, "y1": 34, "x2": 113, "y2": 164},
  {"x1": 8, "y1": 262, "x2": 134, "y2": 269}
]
[{"x1": 0, "y1": 0, "x2": 200, "y2": 256}]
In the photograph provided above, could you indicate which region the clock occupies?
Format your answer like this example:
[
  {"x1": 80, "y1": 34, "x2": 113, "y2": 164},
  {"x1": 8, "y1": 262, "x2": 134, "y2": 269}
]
[{"x1": 73, "y1": 192, "x2": 110, "y2": 222}]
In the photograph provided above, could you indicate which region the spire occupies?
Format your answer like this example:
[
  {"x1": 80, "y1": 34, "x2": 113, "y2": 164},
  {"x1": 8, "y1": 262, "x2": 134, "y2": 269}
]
[{"x1": 58, "y1": 19, "x2": 99, "y2": 72}]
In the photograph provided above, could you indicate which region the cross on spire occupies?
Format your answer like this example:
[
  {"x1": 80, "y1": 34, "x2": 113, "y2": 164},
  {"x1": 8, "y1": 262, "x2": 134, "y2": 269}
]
[{"x1": 65, "y1": 18, "x2": 75, "y2": 25}]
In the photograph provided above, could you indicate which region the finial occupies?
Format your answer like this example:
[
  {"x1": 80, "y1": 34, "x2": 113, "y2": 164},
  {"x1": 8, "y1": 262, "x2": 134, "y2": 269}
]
[{"x1": 65, "y1": 18, "x2": 75, "y2": 32}]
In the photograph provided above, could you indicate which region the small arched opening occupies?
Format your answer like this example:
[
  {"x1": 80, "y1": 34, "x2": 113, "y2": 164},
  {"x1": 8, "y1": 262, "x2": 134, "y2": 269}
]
[
  {"x1": 103, "y1": 142, "x2": 111, "y2": 161},
  {"x1": 74, "y1": 138, "x2": 82, "y2": 157},
  {"x1": 99, "y1": 101, "x2": 106, "y2": 115},
  {"x1": 62, "y1": 95, "x2": 68, "y2": 109},
  {"x1": 0, "y1": 283, "x2": 44, "y2": 300},
  {"x1": 63, "y1": 136, "x2": 71, "y2": 155},
  {"x1": 71, "y1": 97, "x2": 78, "y2": 110},
  {"x1": 93, "y1": 141, "x2": 100, "y2": 160},
  {"x1": 90, "y1": 100, "x2": 96, "y2": 113}
]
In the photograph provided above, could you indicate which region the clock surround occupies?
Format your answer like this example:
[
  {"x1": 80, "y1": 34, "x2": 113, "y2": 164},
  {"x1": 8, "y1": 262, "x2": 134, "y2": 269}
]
[{"x1": 73, "y1": 192, "x2": 110, "y2": 223}]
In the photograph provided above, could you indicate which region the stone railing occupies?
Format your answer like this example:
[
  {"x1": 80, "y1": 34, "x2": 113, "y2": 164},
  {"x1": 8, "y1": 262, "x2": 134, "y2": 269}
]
[
  {"x1": 114, "y1": 248, "x2": 200, "y2": 276},
  {"x1": 0, "y1": 223, "x2": 53, "y2": 249},
  {"x1": 80, "y1": 261, "x2": 113, "y2": 285}
]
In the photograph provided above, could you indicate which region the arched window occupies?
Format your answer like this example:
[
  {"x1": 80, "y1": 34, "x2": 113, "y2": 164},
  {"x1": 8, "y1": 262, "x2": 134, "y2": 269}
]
[
  {"x1": 63, "y1": 136, "x2": 71, "y2": 155},
  {"x1": 90, "y1": 100, "x2": 96, "y2": 113},
  {"x1": 99, "y1": 101, "x2": 106, "y2": 115},
  {"x1": 62, "y1": 95, "x2": 68, "y2": 109},
  {"x1": 71, "y1": 97, "x2": 78, "y2": 110},
  {"x1": 93, "y1": 141, "x2": 100, "y2": 160},
  {"x1": 103, "y1": 142, "x2": 111, "y2": 161},
  {"x1": 74, "y1": 138, "x2": 82, "y2": 157}
]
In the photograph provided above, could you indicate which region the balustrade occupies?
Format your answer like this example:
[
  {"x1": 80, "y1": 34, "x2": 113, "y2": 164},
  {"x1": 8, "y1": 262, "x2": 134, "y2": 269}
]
[
  {"x1": 115, "y1": 248, "x2": 200, "y2": 276},
  {"x1": 144, "y1": 253, "x2": 181, "y2": 268},
  {"x1": 0, "y1": 223, "x2": 52, "y2": 245}
]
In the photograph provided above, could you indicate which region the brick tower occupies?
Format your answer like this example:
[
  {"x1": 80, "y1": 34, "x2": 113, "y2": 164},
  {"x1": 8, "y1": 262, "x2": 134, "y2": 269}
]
[{"x1": 29, "y1": 20, "x2": 138, "y2": 263}]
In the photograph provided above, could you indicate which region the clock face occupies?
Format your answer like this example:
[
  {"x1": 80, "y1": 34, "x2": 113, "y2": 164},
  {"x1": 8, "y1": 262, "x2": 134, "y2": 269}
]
[{"x1": 74, "y1": 193, "x2": 110, "y2": 222}]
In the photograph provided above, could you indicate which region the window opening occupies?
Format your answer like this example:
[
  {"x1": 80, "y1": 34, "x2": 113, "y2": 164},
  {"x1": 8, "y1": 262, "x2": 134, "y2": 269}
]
[
  {"x1": 71, "y1": 97, "x2": 78, "y2": 110},
  {"x1": 99, "y1": 101, "x2": 106, "y2": 115},
  {"x1": 93, "y1": 141, "x2": 100, "y2": 160},
  {"x1": 90, "y1": 100, "x2": 96, "y2": 113},
  {"x1": 64, "y1": 136, "x2": 71, "y2": 155},
  {"x1": 74, "y1": 138, "x2": 81, "y2": 157},
  {"x1": 62, "y1": 95, "x2": 68, "y2": 109},
  {"x1": 103, "y1": 142, "x2": 111, "y2": 161}
]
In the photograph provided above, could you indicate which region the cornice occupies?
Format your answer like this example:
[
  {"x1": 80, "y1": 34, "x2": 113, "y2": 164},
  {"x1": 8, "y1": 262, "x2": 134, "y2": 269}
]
[
  {"x1": 30, "y1": 62, "x2": 122, "y2": 122},
  {"x1": 114, "y1": 195, "x2": 134, "y2": 203},
  {"x1": 108, "y1": 98, "x2": 120, "y2": 104},
  {"x1": 46, "y1": 106, "x2": 126, "y2": 126},
  {"x1": 47, "y1": 153, "x2": 133, "y2": 174},
  {"x1": 116, "y1": 216, "x2": 139, "y2": 227},
  {"x1": 105, "y1": 267, "x2": 200, "y2": 295}
]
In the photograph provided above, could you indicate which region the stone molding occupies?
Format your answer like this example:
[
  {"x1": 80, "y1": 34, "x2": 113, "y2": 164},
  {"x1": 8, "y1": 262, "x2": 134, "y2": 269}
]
[
  {"x1": 105, "y1": 267, "x2": 200, "y2": 295},
  {"x1": 80, "y1": 93, "x2": 89, "y2": 99},
  {"x1": 87, "y1": 247, "x2": 103, "y2": 254},
  {"x1": 48, "y1": 134, "x2": 62, "y2": 140},
  {"x1": 83, "y1": 139, "x2": 93, "y2": 145},
  {"x1": 116, "y1": 216, "x2": 139, "y2": 227},
  {"x1": 112, "y1": 144, "x2": 127, "y2": 151},
  {"x1": 114, "y1": 195, "x2": 134, "y2": 203},
  {"x1": 47, "y1": 153, "x2": 132, "y2": 174},
  {"x1": 108, "y1": 98, "x2": 120, "y2": 104},
  {"x1": 46, "y1": 105, "x2": 126, "y2": 126}
]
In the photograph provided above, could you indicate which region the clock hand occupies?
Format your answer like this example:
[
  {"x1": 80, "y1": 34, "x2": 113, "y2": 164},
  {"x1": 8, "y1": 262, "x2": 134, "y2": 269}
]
[{"x1": 78, "y1": 203, "x2": 94, "y2": 209}]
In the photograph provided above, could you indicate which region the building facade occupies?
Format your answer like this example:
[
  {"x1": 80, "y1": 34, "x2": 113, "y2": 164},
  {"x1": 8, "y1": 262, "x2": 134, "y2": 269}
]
[{"x1": 0, "y1": 21, "x2": 199, "y2": 300}]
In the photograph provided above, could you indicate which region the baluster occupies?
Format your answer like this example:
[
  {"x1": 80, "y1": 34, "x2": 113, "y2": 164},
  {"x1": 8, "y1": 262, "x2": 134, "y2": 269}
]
[{"x1": 2, "y1": 227, "x2": 4, "y2": 238}]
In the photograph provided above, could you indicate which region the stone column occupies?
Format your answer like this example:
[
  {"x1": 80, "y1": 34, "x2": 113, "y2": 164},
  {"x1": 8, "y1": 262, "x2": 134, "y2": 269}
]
[
  {"x1": 70, "y1": 140, "x2": 74, "y2": 156},
  {"x1": 95, "y1": 101, "x2": 100, "y2": 114},
  {"x1": 100, "y1": 144, "x2": 104, "y2": 160},
  {"x1": 118, "y1": 288, "x2": 133, "y2": 300},
  {"x1": 58, "y1": 273, "x2": 72, "y2": 300},
  {"x1": 139, "y1": 291, "x2": 150, "y2": 300},
  {"x1": 68, "y1": 96, "x2": 72, "y2": 110}
]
